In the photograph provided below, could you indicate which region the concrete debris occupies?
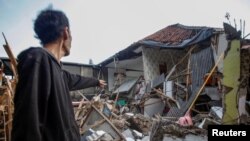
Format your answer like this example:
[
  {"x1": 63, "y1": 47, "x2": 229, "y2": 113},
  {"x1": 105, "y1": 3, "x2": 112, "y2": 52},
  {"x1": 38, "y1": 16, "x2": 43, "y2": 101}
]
[
  {"x1": 132, "y1": 130, "x2": 143, "y2": 139},
  {"x1": 125, "y1": 113, "x2": 134, "y2": 117},
  {"x1": 122, "y1": 129, "x2": 134, "y2": 139},
  {"x1": 82, "y1": 129, "x2": 114, "y2": 141},
  {"x1": 100, "y1": 133, "x2": 114, "y2": 141},
  {"x1": 204, "y1": 87, "x2": 221, "y2": 101},
  {"x1": 128, "y1": 114, "x2": 152, "y2": 135},
  {"x1": 144, "y1": 98, "x2": 165, "y2": 117},
  {"x1": 125, "y1": 137, "x2": 135, "y2": 141},
  {"x1": 198, "y1": 118, "x2": 220, "y2": 129},
  {"x1": 150, "y1": 118, "x2": 207, "y2": 141},
  {"x1": 86, "y1": 130, "x2": 106, "y2": 141},
  {"x1": 140, "y1": 136, "x2": 150, "y2": 141},
  {"x1": 209, "y1": 106, "x2": 223, "y2": 120},
  {"x1": 112, "y1": 118, "x2": 128, "y2": 130},
  {"x1": 162, "y1": 133, "x2": 207, "y2": 141}
]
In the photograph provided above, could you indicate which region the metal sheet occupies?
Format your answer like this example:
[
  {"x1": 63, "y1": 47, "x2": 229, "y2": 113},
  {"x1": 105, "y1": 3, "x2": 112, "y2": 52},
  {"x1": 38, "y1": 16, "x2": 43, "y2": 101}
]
[
  {"x1": 113, "y1": 78, "x2": 138, "y2": 94},
  {"x1": 163, "y1": 134, "x2": 207, "y2": 141},
  {"x1": 167, "y1": 46, "x2": 214, "y2": 117},
  {"x1": 151, "y1": 73, "x2": 165, "y2": 88},
  {"x1": 82, "y1": 106, "x2": 125, "y2": 140},
  {"x1": 144, "y1": 98, "x2": 165, "y2": 117}
]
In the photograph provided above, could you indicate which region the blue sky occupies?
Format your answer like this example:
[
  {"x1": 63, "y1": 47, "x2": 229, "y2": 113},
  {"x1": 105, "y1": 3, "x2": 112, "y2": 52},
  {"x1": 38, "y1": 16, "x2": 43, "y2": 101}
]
[{"x1": 0, "y1": 0, "x2": 250, "y2": 64}]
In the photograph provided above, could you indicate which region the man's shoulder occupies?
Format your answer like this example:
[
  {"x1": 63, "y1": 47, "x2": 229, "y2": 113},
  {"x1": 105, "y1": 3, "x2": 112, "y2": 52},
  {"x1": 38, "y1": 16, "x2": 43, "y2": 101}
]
[
  {"x1": 19, "y1": 47, "x2": 45, "y2": 55},
  {"x1": 17, "y1": 47, "x2": 48, "y2": 62}
]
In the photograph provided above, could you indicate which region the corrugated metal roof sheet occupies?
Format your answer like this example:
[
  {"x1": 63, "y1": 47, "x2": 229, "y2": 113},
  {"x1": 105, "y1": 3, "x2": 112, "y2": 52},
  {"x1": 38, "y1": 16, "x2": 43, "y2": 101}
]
[{"x1": 190, "y1": 46, "x2": 214, "y2": 88}]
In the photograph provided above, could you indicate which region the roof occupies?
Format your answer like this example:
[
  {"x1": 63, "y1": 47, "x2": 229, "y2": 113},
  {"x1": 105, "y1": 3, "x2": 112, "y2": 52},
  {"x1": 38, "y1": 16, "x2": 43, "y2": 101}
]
[
  {"x1": 143, "y1": 23, "x2": 207, "y2": 44},
  {"x1": 140, "y1": 23, "x2": 215, "y2": 48},
  {"x1": 99, "y1": 23, "x2": 218, "y2": 66}
]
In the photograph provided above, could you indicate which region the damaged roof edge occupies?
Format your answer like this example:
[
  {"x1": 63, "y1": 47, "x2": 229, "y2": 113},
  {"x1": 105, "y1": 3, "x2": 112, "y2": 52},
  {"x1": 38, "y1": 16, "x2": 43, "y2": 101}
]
[
  {"x1": 98, "y1": 27, "x2": 216, "y2": 67},
  {"x1": 141, "y1": 28, "x2": 214, "y2": 49},
  {"x1": 98, "y1": 42, "x2": 142, "y2": 67}
]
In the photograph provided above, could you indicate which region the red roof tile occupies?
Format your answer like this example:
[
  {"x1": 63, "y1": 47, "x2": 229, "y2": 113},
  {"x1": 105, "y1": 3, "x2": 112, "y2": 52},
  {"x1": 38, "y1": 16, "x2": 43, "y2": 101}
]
[{"x1": 143, "y1": 24, "x2": 207, "y2": 44}]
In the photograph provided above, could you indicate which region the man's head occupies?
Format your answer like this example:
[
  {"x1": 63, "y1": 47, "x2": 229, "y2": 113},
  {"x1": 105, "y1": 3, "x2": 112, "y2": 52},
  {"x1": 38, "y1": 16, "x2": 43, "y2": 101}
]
[{"x1": 34, "y1": 8, "x2": 72, "y2": 56}]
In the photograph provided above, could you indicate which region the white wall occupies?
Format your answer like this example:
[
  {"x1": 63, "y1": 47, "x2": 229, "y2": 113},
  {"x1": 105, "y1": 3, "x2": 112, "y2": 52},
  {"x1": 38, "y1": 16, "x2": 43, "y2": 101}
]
[{"x1": 142, "y1": 47, "x2": 186, "y2": 82}]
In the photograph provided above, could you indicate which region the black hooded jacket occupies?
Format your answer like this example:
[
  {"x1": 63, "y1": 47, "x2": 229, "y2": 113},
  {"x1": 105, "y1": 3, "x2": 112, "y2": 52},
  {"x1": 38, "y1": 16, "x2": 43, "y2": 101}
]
[{"x1": 11, "y1": 47, "x2": 99, "y2": 141}]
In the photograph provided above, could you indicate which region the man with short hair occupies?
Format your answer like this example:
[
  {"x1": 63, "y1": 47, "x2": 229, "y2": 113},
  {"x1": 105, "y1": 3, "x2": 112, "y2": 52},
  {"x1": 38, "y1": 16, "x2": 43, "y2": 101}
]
[{"x1": 11, "y1": 8, "x2": 106, "y2": 141}]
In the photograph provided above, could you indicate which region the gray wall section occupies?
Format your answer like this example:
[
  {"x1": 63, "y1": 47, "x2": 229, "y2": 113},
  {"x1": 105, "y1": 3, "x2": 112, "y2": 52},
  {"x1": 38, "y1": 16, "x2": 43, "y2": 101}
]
[
  {"x1": 217, "y1": 34, "x2": 227, "y2": 72},
  {"x1": 62, "y1": 65, "x2": 97, "y2": 100},
  {"x1": 63, "y1": 65, "x2": 81, "y2": 75},
  {"x1": 211, "y1": 33, "x2": 227, "y2": 73}
]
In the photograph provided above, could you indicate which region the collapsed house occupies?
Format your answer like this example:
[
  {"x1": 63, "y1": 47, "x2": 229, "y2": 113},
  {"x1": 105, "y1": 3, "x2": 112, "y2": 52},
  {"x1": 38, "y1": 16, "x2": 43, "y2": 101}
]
[
  {"x1": 88, "y1": 23, "x2": 249, "y2": 140},
  {"x1": 0, "y1": 23, "x2": 249, "y2": 141},
  {"x1": 98, "y1": 23, "x2": 227, "y2": 118}
]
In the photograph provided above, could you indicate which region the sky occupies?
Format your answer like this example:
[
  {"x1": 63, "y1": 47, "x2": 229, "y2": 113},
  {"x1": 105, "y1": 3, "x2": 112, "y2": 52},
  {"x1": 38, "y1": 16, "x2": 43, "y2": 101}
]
[{"x1": 0, "y1": 0, "x2": 250, "y2": 64}]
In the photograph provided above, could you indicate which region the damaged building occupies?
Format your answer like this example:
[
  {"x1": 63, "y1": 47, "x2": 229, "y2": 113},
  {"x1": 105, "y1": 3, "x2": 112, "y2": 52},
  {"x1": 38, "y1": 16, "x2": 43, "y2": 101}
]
[
  {"x1": 92, "y1": 23, "x2": 250, "y2": 140},
  {"x1": 98, "y1": 23, "x2": 227, "y2": 119}
]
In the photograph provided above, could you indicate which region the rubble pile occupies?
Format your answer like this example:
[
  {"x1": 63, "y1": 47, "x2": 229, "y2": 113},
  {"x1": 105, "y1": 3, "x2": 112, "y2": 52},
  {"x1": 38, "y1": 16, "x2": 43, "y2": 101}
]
[
  {"x1": 150, "y1": 117, "x2": 207, "y2": 141},
  {"x1": 74, "y1": 92, "x2": 211, "y2": 141},
  {"x1": 73, "y1": 23, "x2": 250, "y2": 140}
]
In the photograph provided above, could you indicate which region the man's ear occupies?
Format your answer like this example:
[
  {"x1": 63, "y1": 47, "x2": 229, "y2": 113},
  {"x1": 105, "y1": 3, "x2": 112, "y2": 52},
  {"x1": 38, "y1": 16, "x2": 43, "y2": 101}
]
[{"x1": 63, "y1": 27, "x2": 70, "y2": 40}]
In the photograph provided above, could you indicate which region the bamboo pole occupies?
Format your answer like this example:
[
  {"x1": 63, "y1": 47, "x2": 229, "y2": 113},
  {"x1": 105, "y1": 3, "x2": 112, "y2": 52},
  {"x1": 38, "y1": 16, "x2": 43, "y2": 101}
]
[{"x1": 2, "y1": 33, "x2": 18, "y2": 80}]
